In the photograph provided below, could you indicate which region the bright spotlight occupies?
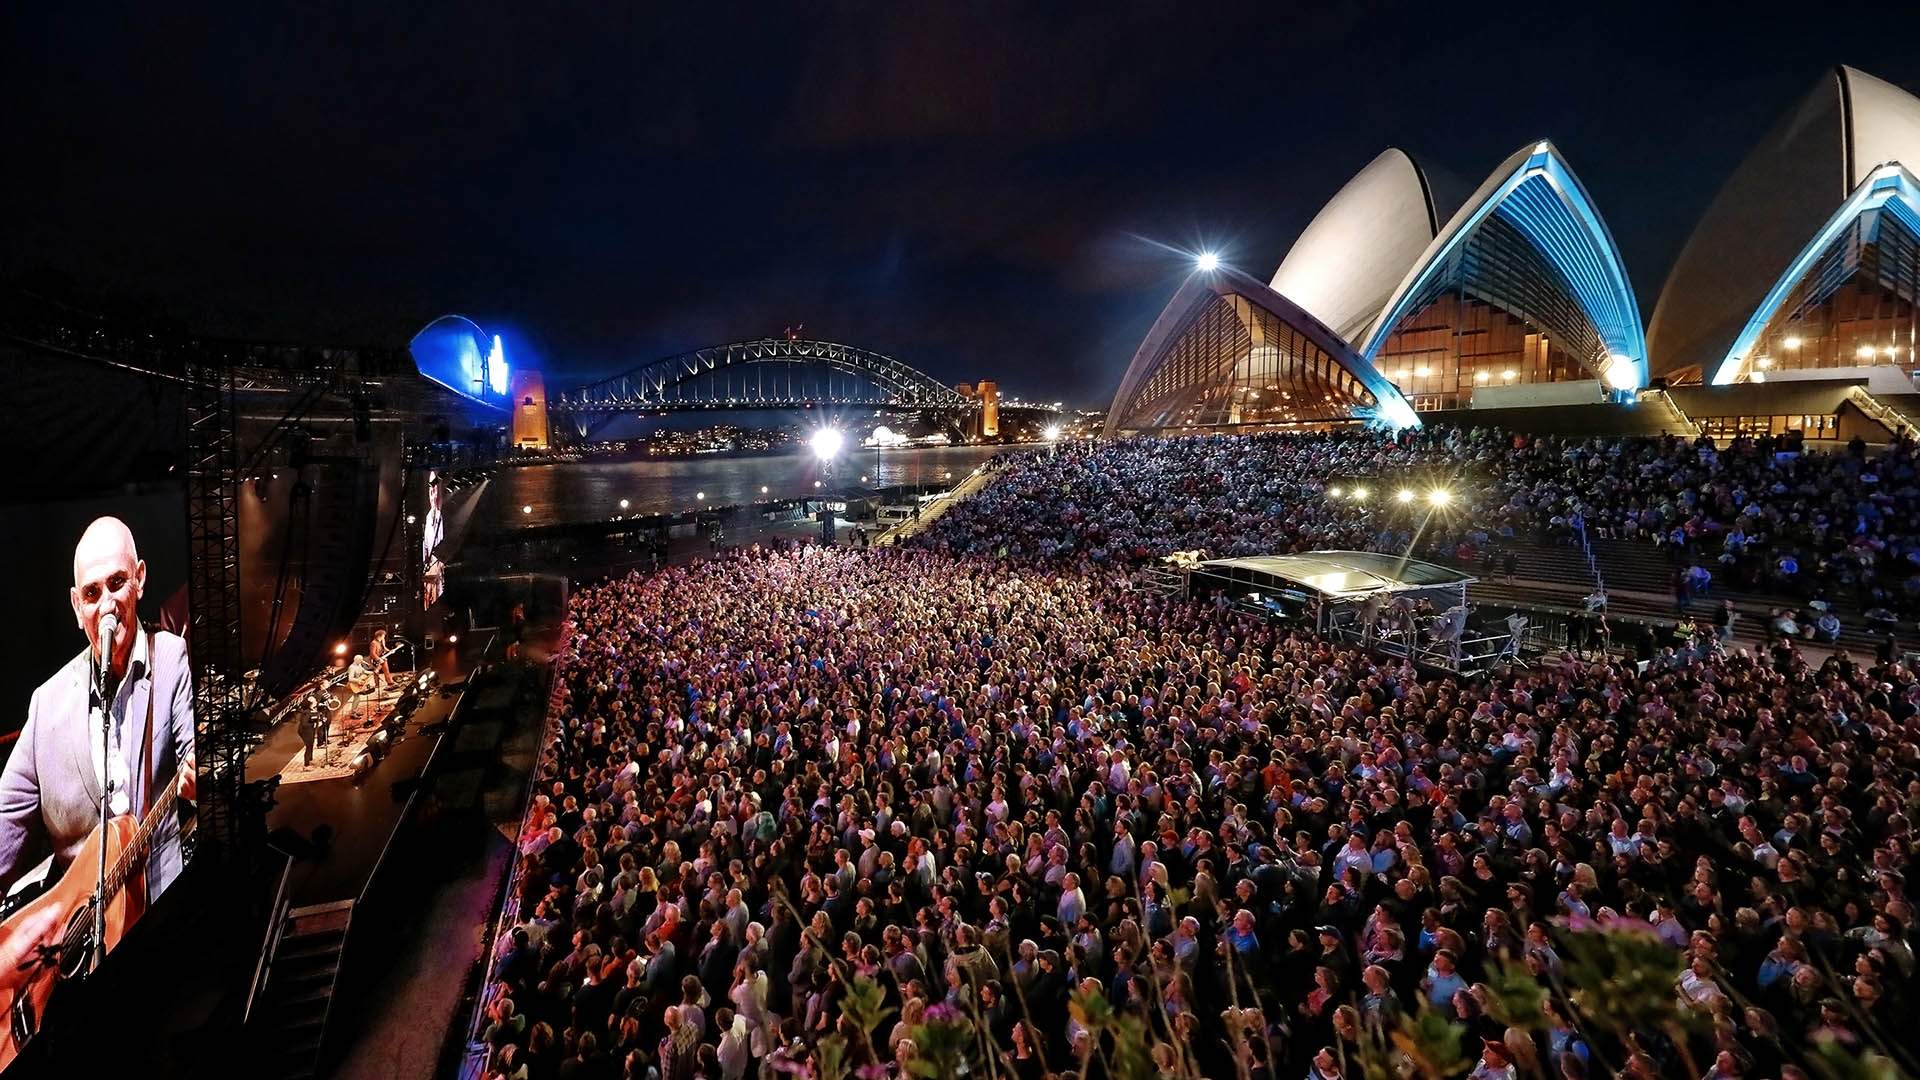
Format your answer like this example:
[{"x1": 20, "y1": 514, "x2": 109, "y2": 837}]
[
  {"x1": 619, "y1": 498, "x2": 630, "y2": 510},
  {"x1": 1783, "y1": 335, "x2": 1802, "y2": 349},
  {"x1": 761, "y1": 485, "x2": 770, "y2": 494},
  {"x1": 1195, "y1": 252, "x2": 1220, "y2": 273},
  {"x1": 1328, "y1": 486, "x2": 1345, "y2": 499},
  {"x1": 1396, "y1": 488, "x2": 1416, "y2": 503},
  {"x1": 334, "y1": 641, "x2": 348, "y2": 656},
  {"x1": 810, "y1": 427, "x2": 844, "y2": 461},
  {"x1": 696, "y1": 491, "x2": 705, "y2": 501},
  {"x1": 814, "y1": 480, "x2": 822, "y2": 488},
  {"x1": 406, "y1": 514, "x2": 417, "y2": 525},
  {"x1": 1427, "y1": 488, "x2": 1453, "y2": 507},
  {"x1": 1859, "y1": 345, "x2": 1879, "y2": 360},
  {"x1": 448, "y1": 633, "x2": 459, "y2": 644},
  {"x1": 1603, "y1": 354, "x2": 1640, "y2": 391},
  {"x1": 1352, "y1": 487, "x2": 1369, "y2": 502},
  {"x1": 1043, "y1": 424, "x2": 1062, "y2": 441},
  {"x1": 860, "y1": 475, "x2": 869, "y2": 483},
  {"x1": 520, "y1": 504, "x2": 532, "y2": 515}
]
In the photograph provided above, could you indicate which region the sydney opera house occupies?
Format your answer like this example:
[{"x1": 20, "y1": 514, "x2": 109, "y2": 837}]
[{"x1": 1109, "y1": 65, "x2": 1920, "y2": 441}]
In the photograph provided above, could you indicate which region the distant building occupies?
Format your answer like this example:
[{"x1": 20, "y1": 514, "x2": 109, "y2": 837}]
[
  {"x1": 510, "y1": 370, "x2": 548, "y2": 449},
  {"x1": 1109, "y1": 136, "x2": 1644, "y2": 433},
  {"x1": 1650, "y1": 65, "x2": 1920, "y2": 387}
]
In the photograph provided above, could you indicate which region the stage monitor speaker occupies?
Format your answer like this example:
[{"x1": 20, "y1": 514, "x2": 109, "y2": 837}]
[{"x1": 261, "y1": 458, "x2": 381, "y2": 698}]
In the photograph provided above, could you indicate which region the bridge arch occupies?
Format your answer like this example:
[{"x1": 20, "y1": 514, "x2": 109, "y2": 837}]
[{"x1": 554, "y1": 338, "x2": 969, "y2": 413}]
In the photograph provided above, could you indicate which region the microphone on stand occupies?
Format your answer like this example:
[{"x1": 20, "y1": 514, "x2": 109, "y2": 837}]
[
  {"x1": 91, "y1": 610, "x2": 119, "y2": 975},
  {"x1": 96, "y1": 612, "x2": 119, "y2": 672}
]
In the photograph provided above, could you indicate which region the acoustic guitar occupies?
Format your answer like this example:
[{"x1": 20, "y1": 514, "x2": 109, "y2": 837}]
[{"x1": 0, "y1": 763, "x2": 184, "y2": 1070}]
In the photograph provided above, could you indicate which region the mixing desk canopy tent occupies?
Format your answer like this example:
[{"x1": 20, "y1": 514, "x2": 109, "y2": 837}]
[
  {"x1": 1188, "y1": 549, "x2": 1477, "y2": 641},
  {"x1": 1192, "y1": 550, "x2": 1473, "y2": 601}
]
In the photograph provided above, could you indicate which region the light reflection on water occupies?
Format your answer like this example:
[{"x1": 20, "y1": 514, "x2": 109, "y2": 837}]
[{"x1": 487, "y1": 444, "x2": 1033, "y2": 526}]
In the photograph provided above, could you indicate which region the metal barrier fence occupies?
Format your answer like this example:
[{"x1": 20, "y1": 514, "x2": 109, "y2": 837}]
[{"x1": 458, "y1": 620, "x2": 575, "y2": 1080}]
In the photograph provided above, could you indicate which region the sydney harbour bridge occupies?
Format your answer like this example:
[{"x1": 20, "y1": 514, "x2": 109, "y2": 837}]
[{"x1": 547, "y1": 336, "x2": 1056, "y2": 443}]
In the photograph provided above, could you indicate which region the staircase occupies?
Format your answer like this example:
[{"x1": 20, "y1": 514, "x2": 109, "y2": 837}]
[
  {"x1": 876, "y1": 464, "x2": 998, "y2": 546},
  {"x1": 1638, "y1": 388, "x2": 1701, "y2": 437},
  {"x1": 252, "y1": 900, "x2": 354, "y2": 1080},
  {"x1": 1845, "y1": 386, "x2": 1920, "y2": 442}
]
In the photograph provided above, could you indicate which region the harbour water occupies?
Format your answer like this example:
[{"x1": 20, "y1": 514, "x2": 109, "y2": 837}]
[{"x1": 484, "y1": 443, "x2": 1031, "y2": 527}]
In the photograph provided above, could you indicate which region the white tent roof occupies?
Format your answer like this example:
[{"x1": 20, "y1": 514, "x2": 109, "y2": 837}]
[{"x1": 1196, "y1": 550, "x2": 1474, "y2": 599}]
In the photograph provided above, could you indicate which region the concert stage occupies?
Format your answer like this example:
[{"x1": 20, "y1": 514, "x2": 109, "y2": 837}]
[{"x1": 246, "y1": 637, "x2": 482, "y2": 907}]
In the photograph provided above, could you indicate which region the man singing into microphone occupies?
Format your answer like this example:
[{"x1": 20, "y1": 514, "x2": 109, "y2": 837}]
[{"x1": 0, "y1": 516, "x2": 196, "y2": 909}]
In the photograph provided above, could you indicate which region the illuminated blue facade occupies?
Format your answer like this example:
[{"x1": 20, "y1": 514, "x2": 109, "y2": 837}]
[
  {"x1": 1710, "y1": 163, "x2": 1920, "y2": 384},
  {"x1": 1360, "y1": 142, "x2": 1647, "y2": 396},
  {"x1": 410, "y1": 314, "x2": 512, "y2": 410}
]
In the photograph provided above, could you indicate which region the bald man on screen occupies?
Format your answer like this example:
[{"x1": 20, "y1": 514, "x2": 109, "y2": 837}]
[{"x1": 0, "y1": 517, "x2": 196, "y2": 906}]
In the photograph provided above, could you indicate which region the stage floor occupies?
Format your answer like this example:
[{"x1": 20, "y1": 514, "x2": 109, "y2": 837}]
[{"x1": 248, "y1": 640, "x2": 483, "y2": 906}]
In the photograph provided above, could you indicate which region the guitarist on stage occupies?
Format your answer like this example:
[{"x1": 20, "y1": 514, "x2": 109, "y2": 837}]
[{"x1": 0, "y1": 516, "x2": 197, "y2": 912}]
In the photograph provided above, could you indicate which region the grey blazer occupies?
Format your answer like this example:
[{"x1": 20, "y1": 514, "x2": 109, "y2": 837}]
[{"x1": 0, "y1": 629, "x2": 194, "y2": 902}]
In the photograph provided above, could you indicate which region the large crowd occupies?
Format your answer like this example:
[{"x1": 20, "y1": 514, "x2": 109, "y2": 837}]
[
  {"x1": 474, "y1": 430, "x2": 1920, "y2": 1080},
  {"x1": 929, "y1": 430, "x2": 1920, "y2": 620}
]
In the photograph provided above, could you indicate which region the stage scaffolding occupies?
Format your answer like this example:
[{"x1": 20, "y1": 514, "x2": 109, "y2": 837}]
[{"x1": 184, "y1": 357, "x2": 249, "y2": 861}]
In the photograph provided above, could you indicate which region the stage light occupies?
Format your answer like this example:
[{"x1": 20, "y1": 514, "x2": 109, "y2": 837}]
[
  {"x1": 1885, "y1": 346, "x2": 1900, "y2": 359},
  {"x1": 942, "y1": 471, "x2": 952, "y2": 480},
  {"x1": 860, "y1": 475, "x2": 869, "y2": 483},
  {"x1": 1414, "y1": 365, "x2": 1430, "y2": 377},
  {"x1": 619, "y1": 499, "x2": 630, "y2": 510},
  {"x1": 448, "y1": 633, "x2": 459, "y2": 644},
  {"x1": 1502, "y1": 370, "x2": 1517, "y2": 381},
  {"x1": 334, "y1": 641, "x2": 348, "y2": 656},
  {"x1": 1195, "y1": 252, "x2": 1220, "y2": 272},
  {"x1": 1427, "y1": 488, "x2": 1453, "y2": 507},
  {"x1": 761, "y1": 485, "x2": 770, "y2": 494},
  {"x1": 696, "y1": 491, "x2": 706, "y2": 501},
  {"x1": 1474, "y1": 371, "x2": 1490, "y2": 384},
  {"x1": 1043, "y1": 424, "x2": 1062, "y2": 441},
  {"x1": 1604, "y1": 354, "x2": 1640, "y2": 391},
  {"x1": 1755, "y1": 356, "x2": 1774, "y2": 370},
  {"x1": 1396, "y1": 488, "x2": 1416, "y2": 503},
  {"x1": 810, "y1": 427, "x2": 844, "y2": 462},
  {"x1": 1859, "y1": 345, "x2": 1879, "y2": 360},
  {"x1": 814, "y1": 480, "x2": 822, "y2": 488},
  {"x1": 521, "y1": 505, "x2": 532, "y2": 515},
  {"x1": 1328, "y1": 486, "x2": 1345, "y2": 499},
  {"x1": 1784, "y1": 335, "x2": 1802, "y2": 349},
  {"x1": 1352, "y1": 487, "x2": 1369, "y2": 502},
  {"x1": 406, "y1": 514, "x2": 417, "y2": 525}
]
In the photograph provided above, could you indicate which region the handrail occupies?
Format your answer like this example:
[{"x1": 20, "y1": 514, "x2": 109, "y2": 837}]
[
  {"x1": 1639, "y1": 387, "x2": 1700, "y2": 437},
  {"x1": 1847, "y1": 385, "x2": 1920, "y2": 442},
  {"x1": 242, "y1": 848, "x2": 296, "y2": 1026}
]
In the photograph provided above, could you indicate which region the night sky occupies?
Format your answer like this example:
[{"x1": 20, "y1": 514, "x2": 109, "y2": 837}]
[{"x1": 6, "y1": 2, "x2": 1919, "y2": 406}]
